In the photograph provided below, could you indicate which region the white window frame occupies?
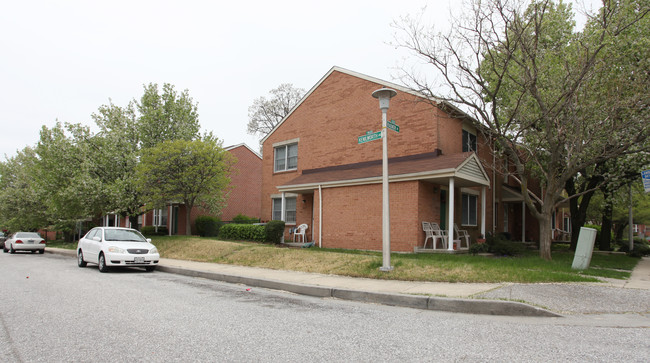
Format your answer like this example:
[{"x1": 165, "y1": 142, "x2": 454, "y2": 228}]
[
  {"x1": 461, "y1": 192, "x2": 478, "y2": 226},
  {"x1": 462, "y1": 129, "x2": 477, "y2": 153},
  {"x1": 271, "y1": 195, "x2": 297, "y2": 224},
  {"x1": 273, "y1": 140, "x2": 299, "y2": 172},
  {"x1": 153, "y1": 208, "x2": 168, "y2": 227}
]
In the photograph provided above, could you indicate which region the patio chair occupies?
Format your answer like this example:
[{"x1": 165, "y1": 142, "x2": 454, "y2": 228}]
[
  {"x1": 293, "y1": 223, "x2": 308, "y2": 243},
  {"x1": 454, "y1": 224, "x2": 470, "y2": 249},
  {"x1": 426, "y1": 222, "x2": 448, "y2": 250}
]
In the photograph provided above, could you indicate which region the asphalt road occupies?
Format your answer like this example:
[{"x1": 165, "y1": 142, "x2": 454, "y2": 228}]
[{"x1": 1, "y1": 252, "x2": 648, "y2": 362}]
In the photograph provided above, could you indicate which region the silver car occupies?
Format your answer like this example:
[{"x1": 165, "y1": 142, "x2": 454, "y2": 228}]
[
  {"x1": 77, "y1": 227, "x2": 160, "y2": 272},
  {"x1": 3, "y1": 232, "x2": 46, "y2": 254}
]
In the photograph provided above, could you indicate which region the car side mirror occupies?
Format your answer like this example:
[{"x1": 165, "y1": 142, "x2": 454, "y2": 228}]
[
  {"x1": 146, "y1": 238, "x2": 152, "y2": 243},
  {"x1": 93, "y1": 236, "x2": 101, "y2": 242}
]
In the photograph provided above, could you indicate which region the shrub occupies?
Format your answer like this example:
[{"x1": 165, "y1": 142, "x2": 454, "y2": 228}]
[
  {"x1": 141, "y1": 226, "x2": 168, "y2": 236},
  {"x1": 195, "y1": 215, "x2": 223, "y2": 237},
  {"x1": 232, "y1": 214, "x2": 260, "y2": 224},
  {"x1": 469, "y1": 242, "x2": 490, "y2": 255},
  {"x1": 265, "y1": 220, "x2": 285, "y2": 244},
  {"x1": 617, "y1": 238, "x2": 650, "y2": 257},
  {"x1": 219, "y1": 224, "x2": 266, "y2": 242},
  {"x1": 486, "y1": 233, "x2": 526, "y2": 256}
]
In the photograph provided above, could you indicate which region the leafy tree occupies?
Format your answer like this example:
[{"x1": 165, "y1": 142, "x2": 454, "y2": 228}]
[
  {"x1": 394, "y1": 0, "x2": 650, "y2": 260},
  {"x1": 89, "y1": 101, "x2": 143, "y2": 228},
  {"x1": 247, "y1": 83, "x2": 305, "y2": 140},
  {"x1": 137, "y1": 83, "x2": 201, "y2": 149},
  {"x1": 136, "y1": 135, "x2": 234, "y2": 235},
  {"x1": 0, "y1": 147, "x2": 49, "y2": 231}
]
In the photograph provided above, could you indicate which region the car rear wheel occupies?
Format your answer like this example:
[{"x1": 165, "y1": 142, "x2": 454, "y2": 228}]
[
  {"x1": 98, "y1": 253, "x2": 109, "y2": 273},
  {"x1": 77, "y1": 251, "x2": 87, "y2": 267},
  {"x1": 39, "y1": 249, "x2": 45, "y2": 254},
  {"x1": 10, "y1": 245, "x2": 15, "y2": 254},
  {"x1": 2, "y1": 247, "x2": 7, "y2": 253}
]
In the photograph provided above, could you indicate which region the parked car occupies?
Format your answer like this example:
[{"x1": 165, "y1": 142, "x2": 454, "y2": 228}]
[
  {"x1": 3, "y1": 232, "x2": 46, "y2": 254},
  {"x1": 77, "y1": 227, "x2": 160, "y2": 272},
  {"x1": 0, "y1": 231, "x2": 6, "y2": 249}
]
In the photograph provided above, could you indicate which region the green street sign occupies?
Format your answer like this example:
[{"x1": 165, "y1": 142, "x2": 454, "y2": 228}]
[
  {"x1": 358, "y1": 131, "x2": 382, "y2": 144},
  {"x1": 387, "y1": 120, "x2": 400, "y2": 133}
]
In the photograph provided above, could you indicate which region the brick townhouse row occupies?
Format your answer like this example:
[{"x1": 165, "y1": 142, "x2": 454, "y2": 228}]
[
  {"x1": 261, "y1": 66, "x2": 545, "y2": 252},
  {"x1": 101, "y1": 66, "x2": 578, "y2": 250},
  {"x1": 102, "y1": 143, "x2": 262, "y2": 234}
]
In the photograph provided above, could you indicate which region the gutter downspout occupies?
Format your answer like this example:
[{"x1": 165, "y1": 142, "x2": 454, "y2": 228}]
[{"x1": 319, "y1": 185, "x2": 323, "y2": 248}]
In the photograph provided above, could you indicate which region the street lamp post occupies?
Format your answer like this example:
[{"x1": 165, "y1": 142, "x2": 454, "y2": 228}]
[{"x1": 372, "y1": 87, "x2": 397, "y2": 272}]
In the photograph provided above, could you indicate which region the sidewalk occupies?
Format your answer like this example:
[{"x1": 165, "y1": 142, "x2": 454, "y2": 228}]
[{"x1": 47, "y1": 249, "x2": 650, "y2": 317}]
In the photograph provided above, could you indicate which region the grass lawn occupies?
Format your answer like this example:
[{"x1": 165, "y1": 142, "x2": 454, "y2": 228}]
[
  {"x1": 46, "y1": 236, "x2": 639, "y2": 283},
  {"x1": 49, "y1": 236, "x2": 640, "y2": 284}
]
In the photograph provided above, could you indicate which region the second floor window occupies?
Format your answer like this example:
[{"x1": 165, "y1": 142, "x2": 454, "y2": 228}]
[
  {"x1": 274, "y1": 143, "x2": 298, "y2": 172},
  {"x1": 462, "y1": 129, "x2": 477, "y2": 152}
]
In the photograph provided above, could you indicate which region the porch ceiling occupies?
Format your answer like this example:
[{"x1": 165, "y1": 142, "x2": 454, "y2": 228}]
[{"x1": 277, "y1": 152, "x2": 490, "y2": 193}]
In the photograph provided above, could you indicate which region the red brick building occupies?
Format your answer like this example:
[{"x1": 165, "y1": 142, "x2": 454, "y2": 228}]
[
  {"x1": 103, "y1": 143, "x2": 262, "y2": 235},
  {"x1": 220, "y1": 143, "x2": 263, "y2": 221},
  {"x1": 261, "y1": 67, "x2": 540, "y2": 252}
]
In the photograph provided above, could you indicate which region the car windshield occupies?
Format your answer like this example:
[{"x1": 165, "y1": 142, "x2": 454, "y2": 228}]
[
  {"x1": 16, "y1": 232, "x2": 41, "y2": 238},
  {"x1": 104, "y1": 229, "x2": 147, "y2": 242}
]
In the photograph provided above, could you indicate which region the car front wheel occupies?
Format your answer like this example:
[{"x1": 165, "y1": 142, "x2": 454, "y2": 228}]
[
  {"x1": 145, "y1": 266, "x2": 156, "y2": 272},
  {"x1": 77, "y1": 251, "x2": 87, "y2": 267},
  {"x1": 98, "y1": 253, "x2": 109, "y2": 273}
]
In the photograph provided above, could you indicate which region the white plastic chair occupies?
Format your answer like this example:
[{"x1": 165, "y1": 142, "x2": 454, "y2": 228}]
[
  {"x1": 454, "y1": 224, "x2": 470, "y2": 249},
  {"x1": 423, "y1": 222, "x2": 447, "y2": 250},
  {"x1": 293, "y1": 224, "x2": 308, "y2": 243}
]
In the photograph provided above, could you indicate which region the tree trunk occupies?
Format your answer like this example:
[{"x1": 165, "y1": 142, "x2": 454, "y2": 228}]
[
  {"x1": 129, "y1": 215, "x2": 139, "y2": 231},
  {"x1": 538, "y1": 215, "x2": 553, "y2": 261},
  {"x1": 599, "y1": 192, "x2": 613, "y2": 251},
  {"x1": 185, "y1": 206, "x2": 192, "y2": 236}
]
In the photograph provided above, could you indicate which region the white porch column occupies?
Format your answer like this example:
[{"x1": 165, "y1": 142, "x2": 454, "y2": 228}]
[
  {"x1": 114, "y1": 215, "x2": 118, "y2": 227},
  {"x1": 281, "y1": 192, "x2": 286, "y2": 222},
  {"x1": 481, "y1": 186, "x2": 486, "y2": 238},
  {"x1": 447, "y1": 177, "x2": 455, "y2": 251},
  {"x1": 522, "y1": 201, "x2": 526, "y2": 242}
]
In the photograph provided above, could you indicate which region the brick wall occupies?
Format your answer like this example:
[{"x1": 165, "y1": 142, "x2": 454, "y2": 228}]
[{"x1": 221, "y1": 145, "x2": 262, "y2": 221}]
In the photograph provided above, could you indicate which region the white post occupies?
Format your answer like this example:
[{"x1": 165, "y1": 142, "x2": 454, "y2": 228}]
[
  {"x1": 481, "y1": 186, "x2": 486, "y2": 238},
  {"x1": 448, "y1": 177, "x2": 455, "y2": 251},
  {"x1": 318, "y1": 185, "x2": 323, "y2": 249},
  {"x1": 372, "y1": 88, "x2": 396, "y2": 272},
  {"x1": 380, "y1": 106, "x2": 391, "y2": 271},
  {"x1": 281, "y1": 192, "x2": 286, "y2": 222}
]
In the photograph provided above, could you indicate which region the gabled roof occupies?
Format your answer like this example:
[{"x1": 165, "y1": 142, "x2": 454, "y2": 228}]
[
  {"x1": 278, "y1": 152, "x2": 490, "y2": 193},
  {"x1": 260, "y1": 66, "x2": 472, "y2": 145},
  {"x1": 225, "y1": 143, "x2": 262, "y2": 159}
]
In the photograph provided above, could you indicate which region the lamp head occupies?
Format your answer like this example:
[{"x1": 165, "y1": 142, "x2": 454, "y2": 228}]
[{"x1": 372, "y1": 88, "x2": 397, "y2": 110}]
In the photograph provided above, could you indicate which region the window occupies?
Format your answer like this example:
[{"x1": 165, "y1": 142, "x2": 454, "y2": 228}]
[
  {"x1": 153, "y1": 208, "x2": 168, "y2": 226},
  {"x1": 462, "y1": 129, "x2": 477, "y2": 152},
  {"x1": 271, "y1": 196, "x2": 297, "y2": 224},
  {"x1": 461, "y1": 193, "x2": 477, "y2": 226},
  {"x1": 274, "y1": 143, "x2": 298, "y2": 172}
]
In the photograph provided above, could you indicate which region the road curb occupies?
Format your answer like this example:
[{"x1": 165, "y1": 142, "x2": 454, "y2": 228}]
[{"x1": 47, "y1": 248, "x2": 560, "y2": 317}]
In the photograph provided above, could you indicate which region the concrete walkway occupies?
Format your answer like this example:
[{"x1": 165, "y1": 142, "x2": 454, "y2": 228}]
[{"x1": 47, "y1": 249, "x2": 650, "y2": 317}]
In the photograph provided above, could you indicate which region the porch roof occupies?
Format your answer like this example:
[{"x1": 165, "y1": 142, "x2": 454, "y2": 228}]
[{"x1": 278, "y1": 151, "x2": 490, "y2": 193}]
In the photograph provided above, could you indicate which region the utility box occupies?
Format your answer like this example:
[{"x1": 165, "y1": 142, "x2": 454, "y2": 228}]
[{"x1": 572, "y1": 227, "x2": 598, "y2": 270}]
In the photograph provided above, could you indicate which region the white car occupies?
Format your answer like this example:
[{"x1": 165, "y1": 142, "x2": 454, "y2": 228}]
[
  {"x1": 77, "y1": 227, "x2": 160, "y2": 272},
  {"x1": 3, "y1": 232, "x2": 46, "y2": 254}
]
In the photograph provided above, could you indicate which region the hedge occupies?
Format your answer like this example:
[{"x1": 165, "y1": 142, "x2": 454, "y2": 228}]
[
  {"x1": 195, "y1": 215, "x2": 223, "y2": 237},
  {"x1": 219, "y1": 224, "x2": 266, "y2": 242}
]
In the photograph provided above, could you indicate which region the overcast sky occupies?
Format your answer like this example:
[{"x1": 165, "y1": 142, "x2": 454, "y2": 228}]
[{"x1": 0, "y1": 0, "x2": 598, "y2": 160}]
